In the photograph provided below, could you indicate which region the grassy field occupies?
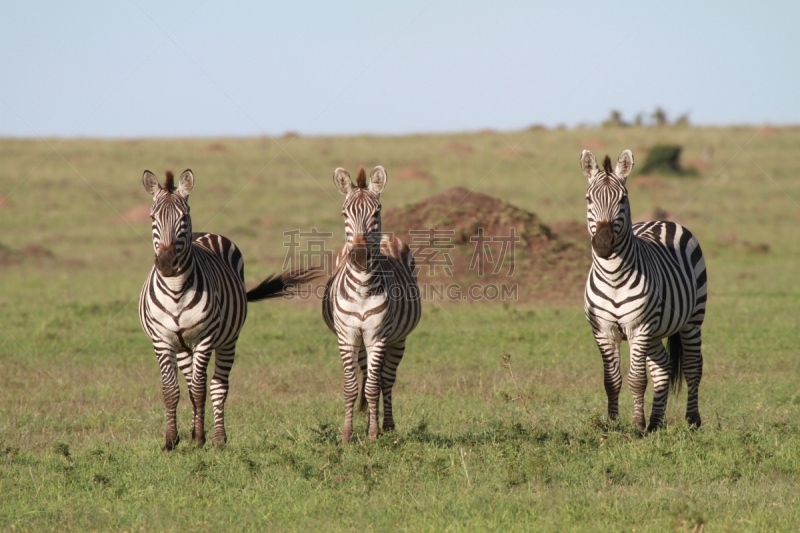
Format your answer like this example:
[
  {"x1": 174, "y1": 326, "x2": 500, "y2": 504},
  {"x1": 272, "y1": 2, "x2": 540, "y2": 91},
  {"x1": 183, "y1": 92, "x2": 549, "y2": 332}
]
[{"x1": 1, "y1": 127, "x2": 799, "y2": 531}]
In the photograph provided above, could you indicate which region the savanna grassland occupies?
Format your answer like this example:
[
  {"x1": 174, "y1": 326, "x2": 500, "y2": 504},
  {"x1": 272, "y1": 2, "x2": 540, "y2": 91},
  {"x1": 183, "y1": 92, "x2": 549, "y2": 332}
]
[{"x1": 1, "y1": 127, "x2": 799, "y2": 531}]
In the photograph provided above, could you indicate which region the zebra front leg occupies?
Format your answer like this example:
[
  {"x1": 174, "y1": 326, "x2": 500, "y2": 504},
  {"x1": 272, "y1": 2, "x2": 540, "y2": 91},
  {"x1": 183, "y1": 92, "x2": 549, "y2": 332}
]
[
  {"x1": 210, "y1": 343, "x2": 236, "y2": 446},
  {"x1": 594, "y1": 333, "x2": 622, "y2": 421},
  {"x1": 381, "y1": 340, "x2": 406, "y2": 432},
  {"x1": 176, "y1": 351, "x2": 197, "y2": 441},
  {"x1": 364, "y1": 341, "x2": 386, "y2": 441},
  {"x1": 339, "y1": 342, "x2": 360, "y2": 444},
  {"x1": 681, "y1": 327, "x2": 703, "y2": 428},
  {"x1": 628, "y1": 339, "x2": 649, "y2": 433},
  {"x1": 358, "y1": 344, "x2": 368, "y2": 414},
  {"x1": 156, "y1": 348, "x2": 180, "y2": 451},
  {"x1": 645, "y1": 339, "x2": 672, "y2": 433},
  {"x1": 190, "y1": 349, "x2": 213, "y2": 447}
]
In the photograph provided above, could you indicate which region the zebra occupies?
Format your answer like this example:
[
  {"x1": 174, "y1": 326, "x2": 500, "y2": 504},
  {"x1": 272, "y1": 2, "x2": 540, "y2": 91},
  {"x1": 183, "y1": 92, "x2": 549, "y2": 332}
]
[
  {"x1": 323, "y1": 166, "x2": 422, "y2": 443},
  {"x1": 139, "y1": 169, "x2": 312, "y2": 450},
  {"x1": 581, "y1": 150, "x2": 707, "y2": 433}
]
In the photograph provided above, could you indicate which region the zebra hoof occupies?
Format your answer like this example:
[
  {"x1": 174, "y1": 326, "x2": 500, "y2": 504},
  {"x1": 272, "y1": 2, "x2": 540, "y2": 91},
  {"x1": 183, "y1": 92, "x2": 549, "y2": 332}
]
[
  {"x1": 646, "y1": 417, "x2": 665, "y2": 434},
  {"x1": 162, "y1": 435, "x2": 180, "y2": 452},
  {"x1": 382, "y1": 423, "x2": 396, "y2": 432},
  {"x1": 342, "y1": 429, "x2": 353, "y2": 444},
  {"x1": 368, "y1": 429, "x2": 380, "y2": 442},
  {"x1": 212, "y1": 435, "x2": 227, "y2": 447},
  {"x1": 687, "y1": 414, "x2": 702, "y2": 429}
]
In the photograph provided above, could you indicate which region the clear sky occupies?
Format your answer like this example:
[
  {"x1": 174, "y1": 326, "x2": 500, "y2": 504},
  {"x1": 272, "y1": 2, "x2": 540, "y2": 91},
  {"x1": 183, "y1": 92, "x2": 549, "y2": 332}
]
[{"x1": 1, "y1": 1, "x2": 797, "y2": 138}]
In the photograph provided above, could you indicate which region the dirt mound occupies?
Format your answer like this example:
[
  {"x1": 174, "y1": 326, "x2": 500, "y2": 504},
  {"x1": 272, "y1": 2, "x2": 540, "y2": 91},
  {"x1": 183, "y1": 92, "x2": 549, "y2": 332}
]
[{"x1": 383, "y1": 188, "x2": 590, "y2": 303}]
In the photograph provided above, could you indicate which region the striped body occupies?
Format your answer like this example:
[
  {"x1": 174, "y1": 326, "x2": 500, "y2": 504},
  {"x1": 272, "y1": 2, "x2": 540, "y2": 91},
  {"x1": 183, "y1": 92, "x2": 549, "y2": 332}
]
[
  {"x1": 581, "y1": 151, "x2": 707, "y2": 432},
  {"x1": 140, "y1": 232, "x2": 246, "y2": 357},
  {"x1": 324, "y1": 166, "x2": 421, "y2": 442}
]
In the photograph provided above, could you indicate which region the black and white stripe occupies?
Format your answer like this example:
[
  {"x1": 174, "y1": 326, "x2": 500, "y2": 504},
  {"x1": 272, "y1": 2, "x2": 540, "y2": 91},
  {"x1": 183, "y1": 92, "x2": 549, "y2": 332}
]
[
  {"x1": 323, "y1": 166, "x2": 422, "y2": 443},
  {"x1": 139, "y1": 169, "x2": 309, "y2": 450},
  {"x1": 581, "y1": 150, "x2": 707, "y2": 433}
]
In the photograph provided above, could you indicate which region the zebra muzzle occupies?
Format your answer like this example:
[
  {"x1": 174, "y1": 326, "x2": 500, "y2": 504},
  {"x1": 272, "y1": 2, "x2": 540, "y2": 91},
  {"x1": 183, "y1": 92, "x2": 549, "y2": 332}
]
[
  {"x1": 155, "y1": 243, "x2": 177, "y2": 276},
  {"x1": 350, "y1": 244, "x2": 369, "y2": 271},
  {"x1": 592, "y1": 222, "x2": 615, "y2": 259}
]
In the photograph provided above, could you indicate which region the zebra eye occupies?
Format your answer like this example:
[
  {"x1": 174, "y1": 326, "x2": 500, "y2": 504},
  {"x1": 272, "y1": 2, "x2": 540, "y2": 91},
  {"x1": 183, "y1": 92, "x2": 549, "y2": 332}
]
[{"x1": 586, "y1": 196, "x2": 592, "y2": 205}]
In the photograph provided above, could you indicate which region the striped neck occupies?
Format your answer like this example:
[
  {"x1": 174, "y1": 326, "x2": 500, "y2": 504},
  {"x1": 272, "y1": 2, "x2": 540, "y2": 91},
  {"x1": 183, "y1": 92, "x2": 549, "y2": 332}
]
[
  {"x1": 592, "y1": 227, "x2": 637, "y2": 274},
  {"x1": 344, "y1": 257, "x2": 383, "y2": 297},
  {"x1": 157, "y1": 248, "x2": 195, "y2": 292}
]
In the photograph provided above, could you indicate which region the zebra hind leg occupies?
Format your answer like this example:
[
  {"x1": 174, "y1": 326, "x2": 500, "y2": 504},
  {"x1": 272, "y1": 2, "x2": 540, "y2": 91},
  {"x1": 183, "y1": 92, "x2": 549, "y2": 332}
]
[
  {"x1": 156, "y1": 349, "x2": 181, "y2": 451},
  {"x1": 190, "y1": 350, "x2": 213, "y2": 447},
  {"x1": 381, "y1": 340, "x2": 406, "y2": 432},
  {"x1": 645, "y1": 339, "x2": 672, "y2": 433},
  {"x1": 680, "y1": 326, "x2": 703, "y2": 428},
  {"x1": 176, "y1": 351, "x2": 196, "y2": 441},
  {"x1": 210, "y1": 344, "x2": 236, "y2": 446}
]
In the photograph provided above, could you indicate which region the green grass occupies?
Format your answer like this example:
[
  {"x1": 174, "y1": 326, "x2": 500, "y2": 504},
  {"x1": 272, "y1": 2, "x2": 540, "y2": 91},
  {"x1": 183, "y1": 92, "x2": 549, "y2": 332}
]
[{"x1": 1, "y1": 127, "x2": 800, "y2": 531}]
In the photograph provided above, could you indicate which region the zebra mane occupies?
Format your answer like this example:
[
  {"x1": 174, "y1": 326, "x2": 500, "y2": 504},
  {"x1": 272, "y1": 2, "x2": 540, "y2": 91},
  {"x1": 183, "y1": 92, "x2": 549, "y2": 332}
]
[
  {"x1": 603, "y1": 156, "x2": 613, "y2": 175},
  {"x1": 356, "y1": 167, "x2": 367, "y2": 189},
  {"x1": 164, "y1": 170, "x2": 176, "y2": 192}
]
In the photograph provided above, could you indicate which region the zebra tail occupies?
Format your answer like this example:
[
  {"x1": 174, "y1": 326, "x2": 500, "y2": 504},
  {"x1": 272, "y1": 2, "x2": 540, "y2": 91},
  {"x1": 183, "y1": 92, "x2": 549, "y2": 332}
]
[
  {"x1": 667, "y1": 332, "x2": 684, "y2": 394},
  {"x1": 358, "y1": 379, "x2": 367, "y2": 413},
  {"x1": 246, "y1": 268, "x2": 323, "y2": 302}
]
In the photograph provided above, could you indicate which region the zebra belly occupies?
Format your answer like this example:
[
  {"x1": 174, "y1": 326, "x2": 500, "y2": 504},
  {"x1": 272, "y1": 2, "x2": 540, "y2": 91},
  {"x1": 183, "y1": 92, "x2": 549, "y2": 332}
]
[
  {"x1": 146, "y1": 299, "x2": 217, "y2": 349},
  {"x1": 586, "y1": 285, "x2": 691, "y2": 342},
  {"x1": 333, "y1": 296, "x2": 390, "y2": 342}
]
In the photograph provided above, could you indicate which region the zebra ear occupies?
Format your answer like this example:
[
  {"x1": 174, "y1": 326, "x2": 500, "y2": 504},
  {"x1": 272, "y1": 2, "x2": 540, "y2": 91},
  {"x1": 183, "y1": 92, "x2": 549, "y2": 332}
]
[
  {"x1": 142, "y1": 170, "x2": 161, "y2": 197},
  {"x1": 177, "y1": 169, "x2": 194, "y2": 198},
  {"x1": 615, "y1": 150, "x2": 634, "y2": 182},
  {"x1": 369, "y1": 166, "x2": 387, "y2": 195},
  {"x1": 580, "y1": 150, "x2": 598, "y2": 181},
  {"x1": 333, "y1": 168, "x2": 353, "y2": 195}
]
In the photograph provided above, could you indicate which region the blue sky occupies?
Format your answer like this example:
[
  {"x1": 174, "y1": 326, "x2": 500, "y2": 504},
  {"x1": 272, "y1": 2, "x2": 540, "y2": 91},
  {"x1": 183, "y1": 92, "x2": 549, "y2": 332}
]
[{"x1": 1, "y1": 1, "x2": 797, "y2": 137}]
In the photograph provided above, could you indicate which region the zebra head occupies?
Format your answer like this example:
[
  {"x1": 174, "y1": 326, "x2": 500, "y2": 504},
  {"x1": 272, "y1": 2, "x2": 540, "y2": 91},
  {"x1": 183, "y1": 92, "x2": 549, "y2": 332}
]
[
  {"x1": 142, "y1": 169, "x2": 195, "y2": 277},
  {"x1": 333, "y1": 166, "x2": 387, "y2": 272},
  {"x1": 580, "y1": 150, "x2": 634, "y2": 259}
]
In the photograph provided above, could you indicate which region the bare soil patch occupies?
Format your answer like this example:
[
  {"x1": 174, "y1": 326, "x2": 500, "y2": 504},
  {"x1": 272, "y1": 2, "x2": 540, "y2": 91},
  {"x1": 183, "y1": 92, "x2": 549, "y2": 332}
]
[
  {"x1": 442, "y1": 142, "x2": 475, "y2": 155},
  {"x1": 204, "y1": 142, "x2": 228, "y2": 153},
  {"x1": 580, "y1": 139, "x2": 608, "y2": 150},
  {"x1": 117, "y1": 204, "x2": 151, "y2": 224},
  {"x1": 0, "y1": 243, "x2": 56, "y2": 266},
  {"x1": 630, "y1": 175, "x2": 671, "y2": 190},
  {"x1": 395, "y1": 167, "x2": 433, "y2": 183}
]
